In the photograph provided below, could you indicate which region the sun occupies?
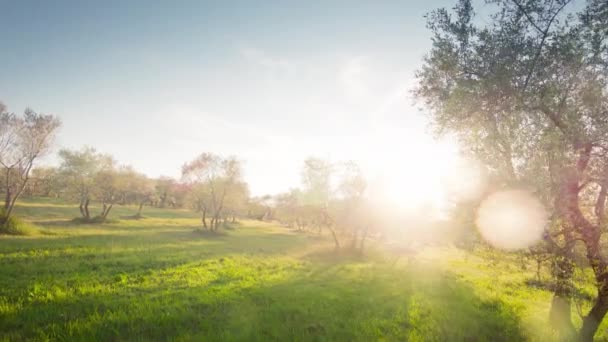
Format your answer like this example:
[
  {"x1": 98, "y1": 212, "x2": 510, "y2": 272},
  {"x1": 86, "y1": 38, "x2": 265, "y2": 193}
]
[{"x1": 361, "y1": 129, "x2": 463, "y2": 215}]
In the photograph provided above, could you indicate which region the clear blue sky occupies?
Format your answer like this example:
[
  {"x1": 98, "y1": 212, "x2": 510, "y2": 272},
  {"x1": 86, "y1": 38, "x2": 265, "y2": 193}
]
[{"x1": 1, "y1": 0, "x2": 456, "y2": 196}]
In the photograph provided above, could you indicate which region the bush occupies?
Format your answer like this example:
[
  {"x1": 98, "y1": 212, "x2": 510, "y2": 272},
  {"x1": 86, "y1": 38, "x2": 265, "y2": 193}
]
[{"x1": 0, "y1": 212, "x2": 37, "y2": 235}]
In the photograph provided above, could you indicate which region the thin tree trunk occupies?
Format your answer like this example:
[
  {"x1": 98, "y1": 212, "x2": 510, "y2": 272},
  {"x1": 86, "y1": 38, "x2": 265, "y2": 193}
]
[
  {"x1": 79, "y1": 200, "x2": 85, "y2": 217},
  {"x1": 328, "y1": 226, "x2": 340, "y2": 250},
  {"x1": 101, "y1": 203, "x2": 113, "y2": 219},
  {"x1": 4, "y1": 188, "x2": 11, "y2": 211},
  {"x1": 359, "y1": 225, "x2": 369, "y2": 251},
  {"x1": 4, "y1": 169, "x2": 11, "y2": 211},
  {"x1": 137, "y1": 201, "x2": 144, "y2": 216},
  {"x1": 4, "y1": 178, "x2": 28, "y2": 225},
  {"x1": 350, "y1": 228, "x2": 358, "y2": 249},
  {"x1": 202, "y1": 207, "x2": 208, "y2": 229},
  {"x1": 84, "y1": 199, "x2": 90, "y2": 219}
]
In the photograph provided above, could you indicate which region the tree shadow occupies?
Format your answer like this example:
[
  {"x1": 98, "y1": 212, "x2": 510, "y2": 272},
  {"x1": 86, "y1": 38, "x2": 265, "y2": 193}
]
[
  {"x1": 0, "y1": 253, "x2": 527, "y2": 341},
  {"x1": 525, "y1": 278, "x2": 594, "y2": 301},
  {"x1": 34, "y1": 219, "x2": 81, "y2": 227}
]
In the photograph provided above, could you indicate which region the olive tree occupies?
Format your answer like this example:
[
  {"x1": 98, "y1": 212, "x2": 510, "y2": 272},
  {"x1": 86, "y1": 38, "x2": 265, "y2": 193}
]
[
  {"x1": 28, "y1": 167, "x2": 63, "y2": 198},
  {"x1": 181, "y1": 153, "x2": 243, "y2": 231},
  {"x1": 415, "y1": 0, "x2": 608, "y2": 339},
  {"x1": 300, "y1": 157, "x2": 369, "y2": 250},
  {"x1": 58, "y1": 147, "x2": 114, "y2": 220},
  {"x1": 0, "y1": 104, "x2": 61, "y2": 227},
  {"x1": 115, "y1": 167, "x2": 155, "y2": 217}
]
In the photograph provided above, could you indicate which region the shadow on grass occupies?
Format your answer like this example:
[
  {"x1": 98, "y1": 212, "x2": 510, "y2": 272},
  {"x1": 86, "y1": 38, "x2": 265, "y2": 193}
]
[
  {"x1": 302, "y1": 246, "x2": 367, "y2": 261},
  {"x1": 35, "y1": 217, "x2": 119, "y2": 227},
  {"x1": 192, "y1": 229, "x2": 229, "y2": 238},
  {"x1": 525, "y1": 278, "x2": 594, "y2": 301},
  {"x1": 0, "y1": 256, "x2": 526, "y2": 341},
  {"x1": 35, "y1": 219, "x2": 84, "y2": 227},
  {"x1": 119, "y1": 214, "x2": 146, "y2": 220}
]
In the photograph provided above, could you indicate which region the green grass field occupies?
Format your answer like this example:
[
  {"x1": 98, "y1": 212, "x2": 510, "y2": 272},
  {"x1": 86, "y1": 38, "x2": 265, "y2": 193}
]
[{"x1": 0, "y1": 198, "x2": 605, "y2": 341}]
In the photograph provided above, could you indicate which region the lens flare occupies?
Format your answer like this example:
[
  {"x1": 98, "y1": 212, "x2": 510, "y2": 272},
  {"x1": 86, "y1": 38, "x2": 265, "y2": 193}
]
[{"x1": 475, "y1": 190, "x2": 547, "y2": 250}]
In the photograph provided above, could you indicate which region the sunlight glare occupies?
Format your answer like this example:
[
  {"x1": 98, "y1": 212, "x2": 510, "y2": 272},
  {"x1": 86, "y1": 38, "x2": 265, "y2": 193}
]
[
  {"x1": 363, "y1": 128, "x2": 461, "y2": 215},
  {"x1": 443, "y1": 157, "x2": 487, "y2": 202}
]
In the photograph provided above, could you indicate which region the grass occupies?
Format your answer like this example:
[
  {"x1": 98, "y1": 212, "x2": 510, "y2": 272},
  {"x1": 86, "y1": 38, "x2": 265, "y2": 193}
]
[{"x1": 0, "y1": 197, "x2": 606, "y2": 341}]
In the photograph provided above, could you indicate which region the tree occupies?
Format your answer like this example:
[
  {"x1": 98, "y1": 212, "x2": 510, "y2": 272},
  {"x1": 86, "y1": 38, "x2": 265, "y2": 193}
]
[
  {"x1": 222, "y1": 181, "x2": 249, "y2": 223},
  {"x1": 274, "y1": 188, "x2": 304, "y2": 228},
  {"x1": 415, "y1": 0, "x2": 608, "y2": 339},
  {"x1": 115, "y1": 167, "x2": 155, "y2": 217},
  {"x1": 58, "y1": 147, "x2": 114, "y2": 220},
  {"x1": 182, "y1": 153, "x2": 243, "y2": 231},
  {"x1": 93, "y1": 168, "x2": 120, "y2": 220},
  {"x1": 186, "y1": 181, "x2": 211, "y2": 228},
  {"x1": 0, "y1": 104, "x2": 61, "y2": 227},
  {"x1": 301, "y1": 157, "x2": 338, "y2": 246},
  {"x1": 27, "y1": 167, "x2": 63, "y2": 198},
  {"x1": 155, "y1": 176, "x2": 178, "y2": 208},
  {"x1": 299, "y1": 158, "x2": 370, "y2": 250},
  {"x1": 334, "y1": 161, "x2": 369, "y2": 250},
  {"x1": 301, "y1": 157, "x2": 332, "y2": 206}
]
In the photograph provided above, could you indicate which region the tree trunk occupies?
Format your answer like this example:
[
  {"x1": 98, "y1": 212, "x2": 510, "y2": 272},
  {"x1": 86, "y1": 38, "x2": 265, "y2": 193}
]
[
  {"x1": 4, "y1": 188, "x2": 11, "y2": 211},
  {"x1": 202, "y1": 207, "x2": 208, "y2": 229},
  {"x1": 549, "y1": 255, "x2": 576, "y2": 338},
  {"x1": 328, "y1": 226, "x2": 340, "y2": 250},
  {"x1": 84, "y1": 199, "x2": 90, "y2": 219},
  {"x1": 102, "y1": 203, "x2": 113, "y2": 219},
  {"x1": 350, "y1": 228, "x2": 359, "y2": 249},
  {"x1": 4, "y1": 176, "x2": 30, "y2": 226},
  {"x1": 215, "y1": 214, "x2": 221, "y2": 230},
  {"x1": 580, "y1": 282, "x2": 608, "y2": 341},
  {"x1": 359, "y1": 225, "x2": 369, "y2": 251},
  {"x1": 137, "y1": 201, "x2": 144, "y2": 216},
  {"x1": 79, "y1": 200, "x2": 85, "y2": 218},
  {"x1": 100, "y1": 202, "x2": 112, "y2": 220},
  {"x1": 4, "y1": 169, "x2": 11, "y2": 211}
]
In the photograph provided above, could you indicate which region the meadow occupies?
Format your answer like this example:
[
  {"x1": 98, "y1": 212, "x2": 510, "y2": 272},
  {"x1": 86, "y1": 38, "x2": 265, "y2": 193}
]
[{"x1": 0, "y1": 198, "x2": 605, "y2": 341}]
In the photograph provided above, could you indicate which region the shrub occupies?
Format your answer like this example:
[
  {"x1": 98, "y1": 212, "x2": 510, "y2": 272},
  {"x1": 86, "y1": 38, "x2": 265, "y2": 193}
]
[{"x1": 0, "y1": 211, "x2": 37, "y2": 235}]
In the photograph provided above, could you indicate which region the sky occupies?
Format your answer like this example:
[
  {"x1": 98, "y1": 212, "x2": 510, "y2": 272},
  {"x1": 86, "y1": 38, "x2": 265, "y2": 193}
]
[{"x1": 0, "y1": 0, "x2": 460, "y2": 201}]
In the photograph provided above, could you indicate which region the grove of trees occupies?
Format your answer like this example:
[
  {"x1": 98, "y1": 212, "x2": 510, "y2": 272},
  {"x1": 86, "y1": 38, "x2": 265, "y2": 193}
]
[{"x1": 1, "y1": 2, "x2": 605, "y2": 338}]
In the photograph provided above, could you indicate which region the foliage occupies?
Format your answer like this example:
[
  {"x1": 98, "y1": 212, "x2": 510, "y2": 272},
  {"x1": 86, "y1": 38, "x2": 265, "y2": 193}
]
[
  {"x1": 415, "y1": 0, "x2": 608, "y2": 339},
  {"x1": 182, "y1": 153, "x2": 245, "y2": 230},
  {"x1": 0, "y1": 103, "x2": 61, "y2": 225},
  {"x1": 58, "y1": 146, "x2": 115, "y2": 220}
]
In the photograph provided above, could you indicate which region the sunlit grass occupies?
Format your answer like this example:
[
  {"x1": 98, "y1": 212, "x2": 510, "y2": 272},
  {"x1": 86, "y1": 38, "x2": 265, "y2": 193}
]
[{"x1": 0, "y1": 198, "x2": 605, "y2": 340}]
